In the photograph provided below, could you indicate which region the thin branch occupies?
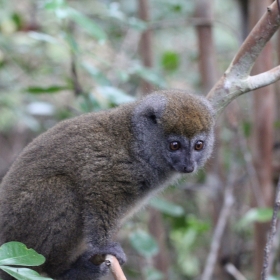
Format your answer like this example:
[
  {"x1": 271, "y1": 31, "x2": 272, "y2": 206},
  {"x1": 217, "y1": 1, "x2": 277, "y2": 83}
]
[
  {"x1": 201, "y1": 176, "x2": 235, "y2": 280},
  {"x1": 90, "y1": 254, "x2": 127, "y2": 280},
  {"x1": 105, "y1": 255, "x2": 127, "y2": 280},
  {"x1": 206, "y1": 1, "x2": 280, "y2": 118},
  {"x1": 261, "y1": 176, "x2": 280, "y2": 280},
  {"x1": 224, "y1": 263, "x2": 247, "y2": 280},
  {"x1": 237, "y1": 128, "x2": 265, "y2": 208},
  {"x1": 68, "y1": 21, "x2": 83, "y2": 96},
  {"x1": 247, "y1": 65, "x2": 280, "y2": 90},
  {"x1": 267, "y1": 223, "x2": 280, "y2": 274},
  {"x1": 70, "y1": 52, "x2": 84, "y2": 96}
]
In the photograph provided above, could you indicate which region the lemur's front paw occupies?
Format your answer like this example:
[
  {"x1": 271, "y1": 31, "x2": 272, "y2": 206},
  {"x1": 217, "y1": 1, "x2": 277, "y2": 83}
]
[{"x1": 90, "y1": 242, "x2": 126, "y2": 266}]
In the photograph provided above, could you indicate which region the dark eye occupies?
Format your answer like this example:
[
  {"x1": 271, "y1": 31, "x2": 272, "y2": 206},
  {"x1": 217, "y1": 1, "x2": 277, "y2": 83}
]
[
  {"x1": 170, "y1": 141, "x2": 181, "y2": 151},
  {"x1": 194, "y1": 140, "x2": 204, "y2": 151}
]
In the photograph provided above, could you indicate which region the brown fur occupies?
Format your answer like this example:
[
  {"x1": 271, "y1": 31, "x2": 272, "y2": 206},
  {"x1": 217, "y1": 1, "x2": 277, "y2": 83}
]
[{"x1": 0, "y1": 90, "x2": 214, "y2": 280}]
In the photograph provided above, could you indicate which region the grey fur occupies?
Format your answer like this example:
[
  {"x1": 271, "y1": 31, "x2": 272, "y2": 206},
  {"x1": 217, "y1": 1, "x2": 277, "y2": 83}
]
[{"x1": 0, "y1": 90, "x2": 215, "y2": 280}]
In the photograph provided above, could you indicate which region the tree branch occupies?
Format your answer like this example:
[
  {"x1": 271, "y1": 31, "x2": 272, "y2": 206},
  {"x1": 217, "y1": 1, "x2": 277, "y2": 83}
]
[
  {"x1": 261, "y1": 176, "x2": 280, "y2": 280},
  {"x1": 224, "y1": 263, "x2": 247, "y2": 280},
  {"x1": 201, "y1": 176, "x2": 235, "y2": 280},
  {"x1": 105, "y1": 255, "x2": 127, "y2": 280},
  {"x1": 90, "y1": 254, "x2": 127, "y2": 280},
  {"x1": 248, "y1": 65, "x2": 280, "y2": 90},
  {"x1": 206, "y1": 1, "x2": 280, "y2": 117}
]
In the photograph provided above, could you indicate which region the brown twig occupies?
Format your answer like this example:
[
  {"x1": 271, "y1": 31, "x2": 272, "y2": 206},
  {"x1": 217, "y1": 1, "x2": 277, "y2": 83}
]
[
  {"x1": 105, "y1": 255, "x2": 127, "y2": 280},
  {"x1": 90, "y1": 254, "x2": 127, "y2": 280},
  {"x1": 67, "y1": 21, "x2": 83, "y2": 96},
  {"x1": 70, "y1": 52, "x2": 84, "y2": 96},
  {"x1": 261, "y1": 176, "x2": 280, "y2": 280}
]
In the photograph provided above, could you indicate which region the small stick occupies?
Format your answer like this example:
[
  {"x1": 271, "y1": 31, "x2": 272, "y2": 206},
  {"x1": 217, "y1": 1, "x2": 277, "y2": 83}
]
[
  {"x1": 105, "y1": 255, "x2": 127, "y2": 280},
  {"x1": 261, "y1": 176, "x2": 280, "y2": 280},
  {"x1": 90, "y1": 254, "x2": 127, "y2": 280},
  {"x1": 225, "y1": 263, "x2": 247, "y2": 280}
]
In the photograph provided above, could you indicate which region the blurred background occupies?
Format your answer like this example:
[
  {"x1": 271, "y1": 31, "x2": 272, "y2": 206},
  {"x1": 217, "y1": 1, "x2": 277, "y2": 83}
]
[{"x1": 0, "y1": 0, "x2": 280, "y2": 279}]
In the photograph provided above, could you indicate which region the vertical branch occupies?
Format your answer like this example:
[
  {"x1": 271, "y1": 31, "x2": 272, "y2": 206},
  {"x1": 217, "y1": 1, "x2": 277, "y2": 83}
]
[
  {"x1": 250, "y1": 1, "x2": 275, "y2": 278},
  {"x1": 201, "y1": 176, "x2": 235, "y2": 280},
  {"x1": 138, "y1": 0, "x2": 154, "y2": 94},
  {"x1": 71, "y1": 52, "x2": 83, "y2": 96},
  {"x1": 68, "y1": 22, "x2": 83, "y2": 96},
  {"x1": 261, "y1": 177, "x2": 280, "y2": 280},
  {"x1": 194, "y1": 0, "x2": 217, "y2": 94}
]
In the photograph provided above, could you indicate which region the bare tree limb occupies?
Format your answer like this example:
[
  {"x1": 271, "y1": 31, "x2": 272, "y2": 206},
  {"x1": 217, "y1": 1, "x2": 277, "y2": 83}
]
[
  {"x1": 206, "y1": 1, "x2": 280, "y2": 117},
  {"x1": 70, "y1": 52, "x2": 84, "y2": 96},
  {"x1": 267, "y1": 223, "x2": 280, "y2": 275},
  {"x1": 224, "y1": 263, "x2": 247, "y2": 280},
  {"x1": 261, "y1": 176, "x2": 280, "y2": 280},
  {"x1": 237, "y1": 128, "x2": 265, "y2": 208},
  {"x1": 201, "y1": 176, "x2": 235, "y2": 280},
  {"x1": 248, "y1": 65, "x2": 280, "y2": 90}
]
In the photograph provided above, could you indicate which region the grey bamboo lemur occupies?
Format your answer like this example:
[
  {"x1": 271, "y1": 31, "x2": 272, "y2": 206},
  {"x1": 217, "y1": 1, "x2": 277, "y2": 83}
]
[{"x1": 0, "y1": 90, "x2": 215, "y2": 280}]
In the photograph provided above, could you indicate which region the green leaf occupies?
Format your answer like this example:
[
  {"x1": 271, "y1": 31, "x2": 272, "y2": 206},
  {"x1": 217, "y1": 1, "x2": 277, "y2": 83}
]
[
  {"x1": 149, "y1": 197, "x2": 184, "y2": 217},
  {"x1": 0, "y1": 266, "x2": 52, "y2": 280},
  {"x1": 242, "y1": 121, "x2": 252, "y2": 138},
  {"x1": 237, "y1": 208, "x2": 273, "y2": 228},
  {"x1": 11, "y1": 13, "x2": 23, "y2": 30},
  {"x1": 25, "y1": 86, "x2": 70, "y2": 94},
  {"x1": 161, "y1": 51, "x2": 180, "y2": 72},
  {"x1": 0, "y1": 242, "x2": 45, "y2": 266},
  {"x1": 172, "y1": 4, "x2": 183, "y2": 13},
  {"x1": 186, "y1": 215, "x2": 210, "y2": 232},
  {"x1": 129, "y1": 230, "x2": 158, "y2": 258},
  {"x1": 68, "y1": 9, "x2": 106, "y2": 41},
  {"x1": 43, "y1": 0, "x2": 66, "y2": 10},
  {"x1": 274, "y1": 120, "x2": 280, "y2": 129}
]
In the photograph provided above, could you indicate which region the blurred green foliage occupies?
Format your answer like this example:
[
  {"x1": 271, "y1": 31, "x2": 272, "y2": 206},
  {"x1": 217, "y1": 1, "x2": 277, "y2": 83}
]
[
  {"x1": 0, "y1": 0, "x2": 265, "y2": 279},
  {"x1": 161, "y1": 51, "x2": 180, "y2": 72}
]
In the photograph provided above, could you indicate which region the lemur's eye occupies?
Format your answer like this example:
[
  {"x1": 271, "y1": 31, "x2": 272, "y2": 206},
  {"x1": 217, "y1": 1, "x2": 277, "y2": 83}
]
[
  {"x1": 170, "y1": 141, "x2": 181, "y2": 151},
  {"x1": 194, "y1": 140, "x2": 204, "y2": 151}
]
